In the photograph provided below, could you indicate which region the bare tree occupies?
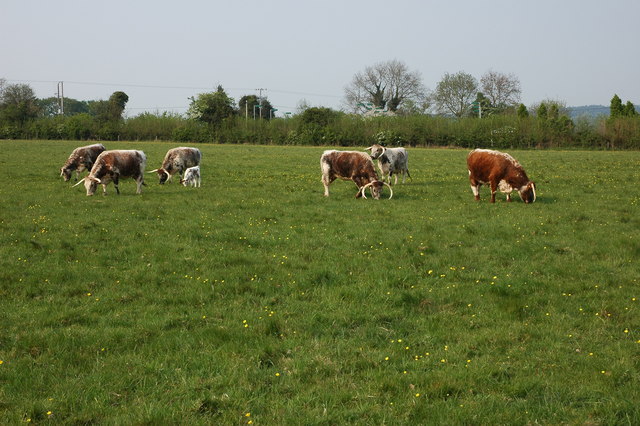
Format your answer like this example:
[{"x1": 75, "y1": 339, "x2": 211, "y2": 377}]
[
  {"x1": 480, "y1": 70, "x2": 521, "y2": 108},
  {"x1": 434, "y1": 71, "x2": 478, "y2": 117},
  {"x1": 344, "y1": 60, "x2": 427, "y2": 113}
]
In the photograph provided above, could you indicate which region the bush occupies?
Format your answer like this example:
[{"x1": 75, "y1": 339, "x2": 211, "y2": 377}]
[{"x1": 3, "y1": 108, "x2": 640, "y2": 150}]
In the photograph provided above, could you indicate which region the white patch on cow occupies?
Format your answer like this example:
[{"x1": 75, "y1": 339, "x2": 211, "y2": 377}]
[
  {"x1": 471, "y1": 185, "x2": 479, "y2": 197},
  {"x1": 498, "y1": 179, "x2": 514, "y2": 193}
]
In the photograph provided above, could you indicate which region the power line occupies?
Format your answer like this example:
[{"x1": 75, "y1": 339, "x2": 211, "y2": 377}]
[{"x1": 5, "y1": 79, "x2": 342, "y2": 98}]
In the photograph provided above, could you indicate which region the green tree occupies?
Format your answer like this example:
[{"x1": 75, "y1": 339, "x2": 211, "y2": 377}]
[
  {"x1": 0, "y1": 83, "x2": 40, "y2": 125},
  {"x1": 239, "y1": 95, "x2": 276, "y2": 120},
  {"x1": 610, "y1": 94, "x2": 624, "y2": 118},
  {"x1": 188, "y1": 85, "x2": 236, "y2": 125},
  {"x1": 299, "y1": 107, "x2": 340, "y2": 127},
  {"x1": 517, "y1": 103, "x2": 529, "y2": 118},
  {"x1": 239, "y1": 95, "x2": 259, "y2": 119},
  {"x1": 623, "y1": 101, "x2": 637, "y2": 117},
  {"x1": 433, "y1": 71, "x2": 478, "y2": 117},
  {"x1": 38, "y1": 97, "x2": 90, "y2": 117},
  {"x1": 108, "y1": 91, "x2": 129, "y2": 121},
  {"x1": 86, "y1": 91, "x2": 128, "y2": 122},
  {"x1": 471, "y1": 92, "x2": 491, "y2": 118},
  {"x1": 537, "y1": 103, "x2": 548, "y2": 120},
  {"x1": 87, "y1": 99, "x2": 109, "y2": 121}
]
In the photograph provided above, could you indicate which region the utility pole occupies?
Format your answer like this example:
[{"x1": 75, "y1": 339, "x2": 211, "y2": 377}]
[
  {"x1": 255, "y1": 88, "x2": 266, "y2": 120},
  {"x1": 57, "y1": 81, "x2": 64, "y2": 115}
]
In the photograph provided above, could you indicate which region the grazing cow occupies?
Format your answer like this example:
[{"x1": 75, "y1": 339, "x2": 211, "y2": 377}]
[
  {"x1": 73, "y1": 150, "x2": 147, "y2": 196},
  {"x1": 180, "y1": 165, "x2": 201, "y2": 187},
  {"x1": 365, "y1": 144, "x2": 411, "y2": 184},
  {"x1": 148, "y1": 147, "x2": 201, "y2": 184},
  {"x1": 320, "y1": 150, "x2": 393, "y2": 199},
  {"x1": 60, "y1": 143, "x2": 106, "y2": 182},
  {"x1": 467, "y1": 149, "x2": 536, "y2": 203}
]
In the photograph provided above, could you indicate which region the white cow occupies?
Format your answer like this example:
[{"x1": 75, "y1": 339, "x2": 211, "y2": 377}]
[
  {"x1": 180, "y1": 165, "x2": 201, "y2": 187},
  {"x1": 365, "y1": 144, "x2": 411, "y2": 184}
]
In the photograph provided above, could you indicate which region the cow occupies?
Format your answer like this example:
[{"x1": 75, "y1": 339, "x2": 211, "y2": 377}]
[
  {"x1": 365, "y1": 144, "x2": 411, "y2": 184},
  {"x1": 320, "y1": 150, "x2": 393, "y2": 199},
  {"x1": 60, "y1": 143, "x2": 106, "y2": 182},
  {"x1": 467, "y1": 149, "x2": 536, "y2": 203},
  {"x1": 180, "y1": 165, "x2": 201, "y2": 187},
  {"x1": 73, "y1": 150, "x2": 147, "y2": 196},
  {"x1": 148, "y1": 147, "x2": 201, "y2": 184}
]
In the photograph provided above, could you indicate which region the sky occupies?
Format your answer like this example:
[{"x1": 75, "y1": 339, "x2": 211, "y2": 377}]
[{"x1": 2, "y1": 0, "x2": 639, "y2": 117}]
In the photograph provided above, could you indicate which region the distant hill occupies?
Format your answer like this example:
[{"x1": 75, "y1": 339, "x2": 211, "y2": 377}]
[
  {"x1": 567, "y1": 104, "x2": 640, "y2": 120},
  {"x1": 567, "y1": 105, "x2": 609, "y2": 119}
]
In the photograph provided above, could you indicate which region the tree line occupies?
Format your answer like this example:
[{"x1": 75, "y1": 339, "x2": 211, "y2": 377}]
[{"x1": 1, "y1": 74, "x2": 638, "y2": 149}]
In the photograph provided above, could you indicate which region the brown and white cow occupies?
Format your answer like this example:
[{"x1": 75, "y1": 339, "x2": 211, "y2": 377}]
[
  {"x1": 148, "y1": 147, "x2": 201, "y2": 184},
  {"x1": 467, "y1": 149, "x2": 536, "y2": 203},
  {"x1": 60, "y1": 143, "x2": 106, "y2": 182},
  {"x1": 73, "y1": 150, "x2": 147, "y2": 196},
  {"x1": 320, "y1": 150, "x2": 393, "y2": 199}
]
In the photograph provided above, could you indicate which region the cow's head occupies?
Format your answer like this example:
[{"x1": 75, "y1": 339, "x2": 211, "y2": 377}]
[
  {"x1": 60, "y1": 167, "x2": 72, "y2": 182},
  {"x1": 519, "y1": 182, "x2": 537, "y2": 204},
  {"x1": 148, "y1": 168, "x2": 171, "y2": 184},
  {"x1": 365, "y1": 144, "x2": 386, "y2": 160},
  {"x1": 72, "y1": 176, "x2": 100, "y2": 196},
  {"x1": 360, "y1": 181, "x2": 393, "y2": 200}
]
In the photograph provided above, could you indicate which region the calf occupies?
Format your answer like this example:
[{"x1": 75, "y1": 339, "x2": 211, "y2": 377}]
[
  {"x1": 60, "y1": 143, "x2": 106, "y2": 182},
  {"x1": 467, "y1": 149, "x2": 536, "y2": 203},
  {"x1": 74, "y1": 150, "x2": 147, "y2": 196},
  {"x1": 320, "y1": 150, "x2": 392, "y2": 199},
  {"x1": 180, "y1": 165, "x2": 201, "y2": 187},
  {"x1": 149, "y1": 147, "x2": 201, "y2": 184},
  {"x1": 366, "y1": 144, "x2": 411, "y2": 184}
]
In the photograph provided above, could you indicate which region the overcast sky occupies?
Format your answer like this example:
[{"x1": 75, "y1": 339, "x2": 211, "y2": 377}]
[{"x1": 2, "y1": 0, "x2": 639, "y2": 116}]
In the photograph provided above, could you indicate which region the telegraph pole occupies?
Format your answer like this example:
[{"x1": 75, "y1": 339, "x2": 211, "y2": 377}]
[
  {"x1": 57, "y1": 81, "x2": 64, "y2": 115},
  {"x1": 255, "y1": 88, "x2": 266, "y2": 119}
]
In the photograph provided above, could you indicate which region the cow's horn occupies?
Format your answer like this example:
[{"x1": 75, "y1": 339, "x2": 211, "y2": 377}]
[
  {"x1": 72, "y1": 177, "x2": 86, "y2": 187},
  {"x1": 531, "y1": 182, "x2": 537, "y2": 203},
  {"x1": 147, "y1": 168, "x2": 159, "y2": 174},
  {"x1": 383, "y1": 182, "x2": 393, "y2": 199},
  {"x1": 360, "y1": 182, "x2": 374, "y2": 199}
]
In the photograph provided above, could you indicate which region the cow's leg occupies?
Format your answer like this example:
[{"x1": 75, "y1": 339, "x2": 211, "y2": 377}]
[
  {"x1": 469, "y1": 178, "x2": 481, "y2": 201},
  {"x1": 506, "y1": 193, "x2": 512, "y2": 202},
  {"x1": 489, "y1": 180, "x2": 498, "y2": 203},
  {"x1": 135, "y1": 176, "x2": 143, "y2": 194},
  {"x1": 113, "y1": 174, "x2": 120, "y2": 195},
  {"x1": 322, "y1": 175, "x2": 334, "y2": 197},
  {"x1": 393, "y1": 172, "x2": 398, "y2": 185},
  {"x1": 353, "y1": 178, "x2": 364, "y2": 198},
  {"x1": 321, "y1": 163, "x2": 334, "y2": 196}
]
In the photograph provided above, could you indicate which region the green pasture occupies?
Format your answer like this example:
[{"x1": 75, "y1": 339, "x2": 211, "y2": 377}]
[{"x1": 1, "y1": 140, "x2": 639, "y2": 424}]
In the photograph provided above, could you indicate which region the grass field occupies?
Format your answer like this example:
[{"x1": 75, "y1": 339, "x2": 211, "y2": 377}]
[{"x1": 1, "y1": 140, "x2": 639, "y2": 424}]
